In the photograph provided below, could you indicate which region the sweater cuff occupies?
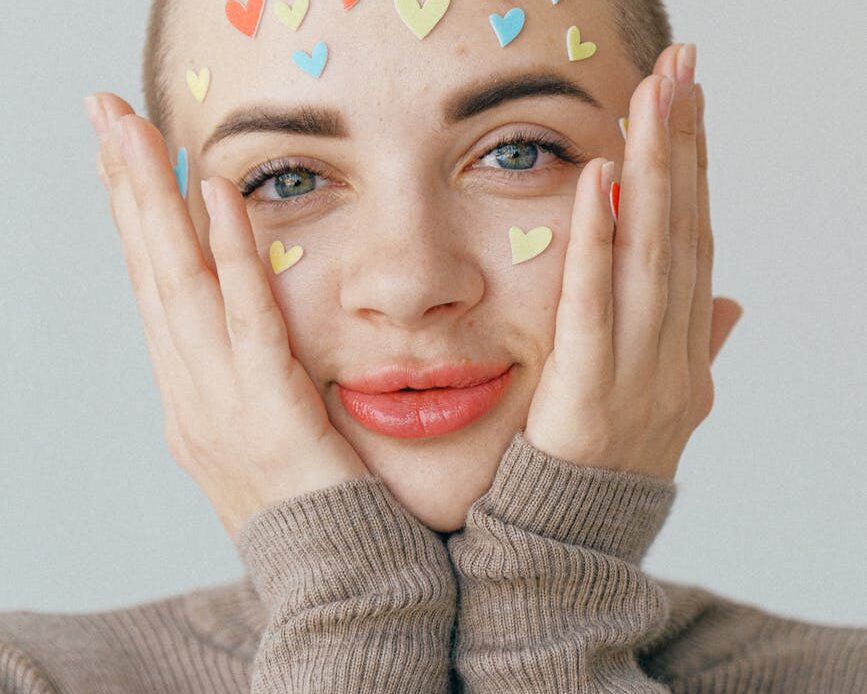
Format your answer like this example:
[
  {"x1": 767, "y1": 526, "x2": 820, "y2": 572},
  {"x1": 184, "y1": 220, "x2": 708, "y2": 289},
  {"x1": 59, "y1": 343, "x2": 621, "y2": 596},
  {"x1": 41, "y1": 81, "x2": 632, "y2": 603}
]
[
  {"x1": 467, "y1": 430, "x2": 678, "y2": 565},
  {"x1": 232, "y1": 474, "x2": 452, "y2": 612}
]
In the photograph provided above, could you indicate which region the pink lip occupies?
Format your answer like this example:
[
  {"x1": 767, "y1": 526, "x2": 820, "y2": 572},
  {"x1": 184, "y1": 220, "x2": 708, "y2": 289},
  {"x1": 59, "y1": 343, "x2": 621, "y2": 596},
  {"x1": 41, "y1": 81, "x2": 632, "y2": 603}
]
[{"x1": 336, "y1": 362, "x2": 514, "y2": 438}]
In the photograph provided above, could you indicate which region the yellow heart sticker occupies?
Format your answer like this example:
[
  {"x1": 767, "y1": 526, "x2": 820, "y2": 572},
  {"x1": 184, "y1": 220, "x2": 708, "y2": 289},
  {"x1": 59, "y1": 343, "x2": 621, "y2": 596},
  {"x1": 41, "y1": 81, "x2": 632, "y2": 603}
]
[
  {"x1": 185, "y1": 67, "x2": 211, "y2": 104},
  {"x1": 275, "y1": 0, "x2": 309, "y2": 31},
  {"x1": 509, "y1": 226, "x2": 553, "y2": 265},
  {"x1": 394, "y1": 0, "x2": 450, "y2": 40},
  {"x1": 270, "y1": 241, "x2": 304, "y2": 275},
  {"x1": 566, "y1": 25, "x2": 597, "y2": 62}
]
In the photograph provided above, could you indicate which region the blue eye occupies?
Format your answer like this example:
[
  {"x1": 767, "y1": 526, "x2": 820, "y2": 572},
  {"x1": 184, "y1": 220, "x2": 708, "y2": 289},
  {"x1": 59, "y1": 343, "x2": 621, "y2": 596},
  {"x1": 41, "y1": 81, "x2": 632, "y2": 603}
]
[
  {"x1": 490, "y1": 142, "x2": 539, "y2": 170},
  {"x1": 239, "y1": 130, "x2": 587, "y2": 205}
]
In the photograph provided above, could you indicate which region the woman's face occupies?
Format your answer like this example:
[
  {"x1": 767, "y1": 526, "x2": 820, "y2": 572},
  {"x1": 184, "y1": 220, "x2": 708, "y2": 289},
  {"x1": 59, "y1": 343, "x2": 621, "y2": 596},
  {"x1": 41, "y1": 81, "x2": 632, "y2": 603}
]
[{"x1": 167, "y1": 0, "x2": 643, "y2": 531}]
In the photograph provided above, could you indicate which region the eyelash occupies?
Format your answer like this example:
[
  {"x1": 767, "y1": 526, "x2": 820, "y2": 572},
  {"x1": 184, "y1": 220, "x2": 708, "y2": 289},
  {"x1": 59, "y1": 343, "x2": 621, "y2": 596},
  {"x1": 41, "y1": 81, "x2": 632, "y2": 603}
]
[{"x1": 238, "y1": 129, "x2": 586, "y2": 203}]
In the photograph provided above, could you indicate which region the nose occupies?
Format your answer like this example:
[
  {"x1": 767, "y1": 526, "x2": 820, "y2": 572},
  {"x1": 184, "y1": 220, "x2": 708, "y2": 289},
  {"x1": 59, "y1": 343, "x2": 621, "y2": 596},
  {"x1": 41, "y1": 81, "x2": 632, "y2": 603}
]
[{"x1": 340, "y1": 179, "x2": 485, "y2": 330}]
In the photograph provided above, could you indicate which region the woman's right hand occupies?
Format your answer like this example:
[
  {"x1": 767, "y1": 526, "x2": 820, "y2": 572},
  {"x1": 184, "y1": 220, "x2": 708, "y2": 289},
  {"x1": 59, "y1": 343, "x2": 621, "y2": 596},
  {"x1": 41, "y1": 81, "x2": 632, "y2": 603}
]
[{"x1": 86, "y1": 93, "x2": 370, "y2": 541}]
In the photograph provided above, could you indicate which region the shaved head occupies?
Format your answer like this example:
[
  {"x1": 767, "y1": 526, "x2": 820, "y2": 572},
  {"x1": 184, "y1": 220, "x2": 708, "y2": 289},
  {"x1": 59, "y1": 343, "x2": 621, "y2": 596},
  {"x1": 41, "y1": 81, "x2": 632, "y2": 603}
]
[{"x1": 141, "y1": 0, "x2": 671, "y2": 140}]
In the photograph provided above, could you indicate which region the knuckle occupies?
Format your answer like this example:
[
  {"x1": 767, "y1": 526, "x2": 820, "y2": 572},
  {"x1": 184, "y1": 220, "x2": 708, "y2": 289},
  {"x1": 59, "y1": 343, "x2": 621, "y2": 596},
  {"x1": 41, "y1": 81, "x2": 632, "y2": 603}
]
[{"x1": 641, "y1": 144, "x2": 671, "y2": 176}]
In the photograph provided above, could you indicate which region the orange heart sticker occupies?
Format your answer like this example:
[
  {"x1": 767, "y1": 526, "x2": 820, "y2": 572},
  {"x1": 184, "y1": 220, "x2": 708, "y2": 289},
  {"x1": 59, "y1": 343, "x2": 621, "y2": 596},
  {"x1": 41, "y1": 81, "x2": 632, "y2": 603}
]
[{"x1": 225, "y1": 0, "x2": 265, "y2": 37}]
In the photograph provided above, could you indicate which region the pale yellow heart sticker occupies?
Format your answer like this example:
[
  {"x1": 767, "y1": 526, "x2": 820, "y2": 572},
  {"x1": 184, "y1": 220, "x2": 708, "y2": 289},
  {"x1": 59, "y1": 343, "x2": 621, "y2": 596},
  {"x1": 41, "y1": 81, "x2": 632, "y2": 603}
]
[
  {"x1": 509, "y1": 226, "x2": 553, "y2": 265},
  {"x1": 186, "y1": 67, "x2": 211, "y2": 104},
  {"x1": 566, "y1": 25, "x2": 597, "y2": 62},
  {"x1": 275, "y1": 0, "x2": 309, "y2": 31},
  {"x1": 270, "y1": 241, "x2": 304, "y2": 275},
  {"x1": 394, "y1": 0, "x2": 450, "y2": 39}
]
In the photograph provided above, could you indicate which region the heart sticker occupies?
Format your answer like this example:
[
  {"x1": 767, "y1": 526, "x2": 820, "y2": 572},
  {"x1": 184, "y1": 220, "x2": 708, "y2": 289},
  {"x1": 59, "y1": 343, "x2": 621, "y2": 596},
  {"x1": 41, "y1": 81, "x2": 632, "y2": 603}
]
[
  {"x1": 185, "y1": 68, "x2": 211, "y2": 104},
  {"x1": 489, "y1": 8, "x2": 525, "y2": 48},
  {"x1": 509, "y1": 226, "x2": 552, "y2": 265},
  {"x1": 609, "y1": 181, "x2": 621, "y2": 222},
  {"x1": 618, "y1": 117, "x2": 629, "y2": 140},
  {"x1": 343, "y1": 0, "x2": 361, "y2": 8},
  {"x1": 293, "y1": 41, "x2": 329, "y2": 78},
  {"x1": 394, "y1": 0, "x2": 450, "y2": 40},
  {"x1": 552, "y1": 0, "x2": 561, "y2": 4},
  {"x1": 225, "y1": 0, "x2": 265, "y2": 38},
  {"x1": 275, "y1": 0, "x2": 309, "y2": 30},
  {"x1": 270, "y1": 241, "x2": 304, "y2": 275},
  {"x1": 174, "y1": 147, "x2": 189, "y2": 200},
  {"x1": 566, "y1": 25, "x2": 597, "y2": 62}
]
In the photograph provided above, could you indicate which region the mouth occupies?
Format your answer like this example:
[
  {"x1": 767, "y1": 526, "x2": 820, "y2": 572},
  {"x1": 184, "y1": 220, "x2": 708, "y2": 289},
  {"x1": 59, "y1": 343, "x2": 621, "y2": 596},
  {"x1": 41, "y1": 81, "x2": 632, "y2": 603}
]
[{"x1": 336, "y1": 362, "x2": 515, "y2": 439}]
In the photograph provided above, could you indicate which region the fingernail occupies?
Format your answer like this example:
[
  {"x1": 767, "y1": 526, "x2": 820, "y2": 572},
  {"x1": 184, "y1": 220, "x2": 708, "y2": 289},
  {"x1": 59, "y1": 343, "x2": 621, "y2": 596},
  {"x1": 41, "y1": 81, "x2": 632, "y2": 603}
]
[
  {"x1": 84, "y1": 95, "x2": 107, "y2": 140},
  {"x1": 676, "y1": 43, "x2": 697, "y2": 91},
  {"x1": 658, "y1": 76, "x2": 675, "y2": 122},
  {"x1": 201, "y1": 179, "x2": 216, "y2": 218}
]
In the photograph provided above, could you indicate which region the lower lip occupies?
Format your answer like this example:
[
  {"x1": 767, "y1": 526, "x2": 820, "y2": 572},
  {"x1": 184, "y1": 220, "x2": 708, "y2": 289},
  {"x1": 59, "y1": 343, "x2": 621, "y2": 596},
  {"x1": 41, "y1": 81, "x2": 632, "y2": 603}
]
[{"x1": 337, "y1": 366, "x2": 513, "y2": 439}]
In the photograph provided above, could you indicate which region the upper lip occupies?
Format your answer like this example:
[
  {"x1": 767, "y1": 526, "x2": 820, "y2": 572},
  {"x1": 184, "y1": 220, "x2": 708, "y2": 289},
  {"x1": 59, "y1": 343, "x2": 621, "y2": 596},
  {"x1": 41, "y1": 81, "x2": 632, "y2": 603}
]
[{"x1": 337, "y1": 360, "x2": 513, "y2": 394}]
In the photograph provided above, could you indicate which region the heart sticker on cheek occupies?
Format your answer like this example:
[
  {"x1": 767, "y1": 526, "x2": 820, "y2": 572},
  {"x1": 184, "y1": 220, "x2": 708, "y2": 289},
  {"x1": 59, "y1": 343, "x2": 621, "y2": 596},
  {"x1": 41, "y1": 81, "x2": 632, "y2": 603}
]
[
  {"x1": 270, "y1": 241, "x2": 305, "y2": 275},
  {"x1": 174, "y1": 147, "x2": 189, "y2": 199},
  {"x1": 509, "y1": 226, "x2": 553, "y2": 265},
  {"x1": 225, "y1": 0, "x2": 265, "y2": 37}
]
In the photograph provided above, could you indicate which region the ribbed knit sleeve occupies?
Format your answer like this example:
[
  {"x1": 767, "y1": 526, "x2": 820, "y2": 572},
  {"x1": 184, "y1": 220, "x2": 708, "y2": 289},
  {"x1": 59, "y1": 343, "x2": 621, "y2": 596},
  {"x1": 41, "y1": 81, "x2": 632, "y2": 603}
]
[
  {"x1": 447, "y1": 430, "x2": 678, "y2": 693},
  {"x1": 232, "y1": 474, "x2": 457, "y2": 694}
]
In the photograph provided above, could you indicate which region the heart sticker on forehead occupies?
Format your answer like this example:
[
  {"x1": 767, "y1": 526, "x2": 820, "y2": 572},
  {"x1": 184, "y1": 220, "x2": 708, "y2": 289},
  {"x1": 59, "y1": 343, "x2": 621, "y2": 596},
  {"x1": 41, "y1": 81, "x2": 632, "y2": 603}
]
[
  {"x1": 566, "y1": 25, "x2": 597, "y2": 62},
  {"x1": 270, "y1": 241, "x2": 304, "y2": 275},
  {"x1": 509, "y1": 226, "x2": 552, "y2": 265},
  {"x1": 185, "y1": 68, "x2": 210, "y2": 104},
  {"x1": 343, "y1": 0, "x2": 361, "y2": 8},
  {"x1": 275, "y1": 0, "x2": 309, "y2": 30},
  {"x1": 395, "y1": 0, "x2": 451, "y2": 40},
  {"x1": 225, "y1": 0, "x2": 265, "y2": 38},
  {"x1": 293, "y1": 41, "x2": 329, "y2": 78},
  {"x1": 489, "y1": 8, "x2": 525, "y2": 48}
]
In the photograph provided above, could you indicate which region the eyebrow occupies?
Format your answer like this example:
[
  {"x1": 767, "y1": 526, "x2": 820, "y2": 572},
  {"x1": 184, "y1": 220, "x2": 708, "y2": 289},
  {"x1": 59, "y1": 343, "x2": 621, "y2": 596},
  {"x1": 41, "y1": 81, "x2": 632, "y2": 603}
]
[{"x1": 200, "y1": 72, "x2": 602, "y2": 155}]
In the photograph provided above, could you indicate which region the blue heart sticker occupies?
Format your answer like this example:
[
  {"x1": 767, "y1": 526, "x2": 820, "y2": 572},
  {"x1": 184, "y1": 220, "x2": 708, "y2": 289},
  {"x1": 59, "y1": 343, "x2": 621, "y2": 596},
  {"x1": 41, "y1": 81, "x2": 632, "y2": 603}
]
[
  {"x1": 552, "y1": 0, "x2": 561, "y2": 5},
  {"x1": 293, "y1": 41, "x2": 329, "y2": 78},
  {"x1": 489, "y1": 8, "x2": 526, "y2": 48},
  {"x1": 173, "y1": 147, "x2": 189, "y2": 199}
]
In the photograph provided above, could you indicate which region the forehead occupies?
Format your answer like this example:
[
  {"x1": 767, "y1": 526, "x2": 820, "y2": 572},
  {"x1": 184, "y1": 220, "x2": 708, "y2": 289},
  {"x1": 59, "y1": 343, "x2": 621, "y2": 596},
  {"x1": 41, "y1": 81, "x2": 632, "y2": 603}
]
[{"x1": 167, "y1": 0, "x2": 636, "y2": 143}]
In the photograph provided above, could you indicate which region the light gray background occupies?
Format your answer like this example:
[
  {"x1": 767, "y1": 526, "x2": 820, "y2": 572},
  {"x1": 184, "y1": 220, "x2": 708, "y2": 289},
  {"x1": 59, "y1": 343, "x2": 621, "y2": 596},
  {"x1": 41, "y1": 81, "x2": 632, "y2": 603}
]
[{"x1": 1, "y1": 1, "x2": 865, "y2": 626}]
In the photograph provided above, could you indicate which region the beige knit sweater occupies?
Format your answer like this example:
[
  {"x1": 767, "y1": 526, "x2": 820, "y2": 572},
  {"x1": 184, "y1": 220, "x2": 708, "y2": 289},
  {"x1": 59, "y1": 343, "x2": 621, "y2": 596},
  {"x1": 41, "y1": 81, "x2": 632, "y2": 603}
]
[{"x1": 2, "y1": 431, "x2": 865, "y2": 693}]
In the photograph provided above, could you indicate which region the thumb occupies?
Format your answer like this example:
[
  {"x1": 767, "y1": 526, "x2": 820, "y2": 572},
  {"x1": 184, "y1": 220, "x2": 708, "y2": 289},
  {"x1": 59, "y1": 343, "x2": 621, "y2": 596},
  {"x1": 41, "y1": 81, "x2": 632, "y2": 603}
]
[{"x1": 709, "y1": 297, "x2": 743, "y2": 364}]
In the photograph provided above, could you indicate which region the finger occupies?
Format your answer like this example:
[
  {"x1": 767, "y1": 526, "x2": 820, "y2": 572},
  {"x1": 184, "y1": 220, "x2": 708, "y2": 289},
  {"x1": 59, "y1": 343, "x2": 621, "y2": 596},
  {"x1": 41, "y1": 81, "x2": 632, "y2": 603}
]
[
  {"x1": 656, "y1": 45, "x2": 699, "y2": 375},
  {"x1": 115, "y1": 114, "x2": 234, "y2": 391},
  {"x1": 97, "y1": 96, "x2": 192, "y2": 442},
  {"x1": 202, "y1": 177, "x2": 296, "y2": 396},
  {"x1": 553, "y1": 158, "x2": 616, "y2": 393},
  {"x1": 612, "y1": 74, "x2": 674, "y2": 383},
  {"x1": 689, "y1": 83, "x2": 716, "y2": 372}
]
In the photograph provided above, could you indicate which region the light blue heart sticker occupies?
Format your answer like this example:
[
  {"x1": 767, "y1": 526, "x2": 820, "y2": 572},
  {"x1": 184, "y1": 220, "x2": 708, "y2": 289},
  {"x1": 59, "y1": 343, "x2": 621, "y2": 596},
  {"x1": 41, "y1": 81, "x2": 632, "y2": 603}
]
[
  {"x1": 489, "y1": 8, "x2": 526, "y2": 48},
  {"x1": 552, "y1": 0, "x2": 561, "y2": 5},
  {"x1": 173, "y1": 147, "x2": 189, "y2": 199},
  {"x1": 293, "y1": 41, "x2": 329, "y2": 78}
]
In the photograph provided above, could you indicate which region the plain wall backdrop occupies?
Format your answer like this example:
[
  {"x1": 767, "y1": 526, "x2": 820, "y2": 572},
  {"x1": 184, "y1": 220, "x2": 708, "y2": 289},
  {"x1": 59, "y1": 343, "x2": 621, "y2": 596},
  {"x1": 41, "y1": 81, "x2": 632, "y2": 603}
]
[{"x1": 1, "y1": 1, "x2": 865, "y2": 626}]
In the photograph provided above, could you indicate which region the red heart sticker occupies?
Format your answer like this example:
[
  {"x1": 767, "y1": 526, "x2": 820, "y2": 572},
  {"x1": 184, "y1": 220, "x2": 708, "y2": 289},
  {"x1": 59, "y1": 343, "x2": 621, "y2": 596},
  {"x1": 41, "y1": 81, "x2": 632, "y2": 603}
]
[
  {"x1": 609, "y1": 181, "x2": 621, "y2": 222},
  {"x1": 225, "y1": 0, "x2": 265, "y2": 37},
  {"x1": 343, "y1": 0, "x2": 361, "y2": 8}
]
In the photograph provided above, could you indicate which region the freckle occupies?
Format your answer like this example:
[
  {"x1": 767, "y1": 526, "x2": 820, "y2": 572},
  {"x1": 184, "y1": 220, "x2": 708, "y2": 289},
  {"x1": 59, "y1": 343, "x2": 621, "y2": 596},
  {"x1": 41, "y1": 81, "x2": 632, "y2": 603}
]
[{"x1": 454, "y1": 44, "x2": 468, "y2": 57}]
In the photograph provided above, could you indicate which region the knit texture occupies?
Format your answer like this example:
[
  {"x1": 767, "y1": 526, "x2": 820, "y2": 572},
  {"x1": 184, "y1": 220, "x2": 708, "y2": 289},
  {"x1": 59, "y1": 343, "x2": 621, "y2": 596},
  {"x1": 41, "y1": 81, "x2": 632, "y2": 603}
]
[{"x1": 2, "y1": 431, "x2": 865, "y2": 693}]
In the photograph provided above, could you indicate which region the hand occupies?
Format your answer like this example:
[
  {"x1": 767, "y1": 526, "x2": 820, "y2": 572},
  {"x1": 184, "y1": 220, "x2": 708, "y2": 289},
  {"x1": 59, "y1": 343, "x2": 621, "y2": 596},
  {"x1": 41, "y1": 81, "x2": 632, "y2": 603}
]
[
  {"x1": 86, "y1": 94, "x2": 370, "y2": 540},
  {"x1": 524, "y1": 44, "x2": 743, "y2": 483}
]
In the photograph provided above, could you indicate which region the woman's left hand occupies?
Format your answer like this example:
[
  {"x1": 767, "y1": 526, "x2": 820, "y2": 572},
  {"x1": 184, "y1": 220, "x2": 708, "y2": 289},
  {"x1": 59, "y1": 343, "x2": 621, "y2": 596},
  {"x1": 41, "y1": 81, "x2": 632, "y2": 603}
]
[{"x1": 524, "y1": 44, "x2": 743, "y2": 483}]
